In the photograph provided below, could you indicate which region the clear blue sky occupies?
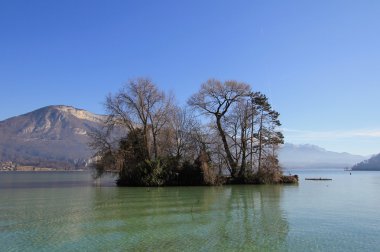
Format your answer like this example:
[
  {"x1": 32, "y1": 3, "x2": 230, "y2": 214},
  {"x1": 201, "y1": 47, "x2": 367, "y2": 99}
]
[{"x1": 1, "y1": 0, "x2": 379, "y2": 155}]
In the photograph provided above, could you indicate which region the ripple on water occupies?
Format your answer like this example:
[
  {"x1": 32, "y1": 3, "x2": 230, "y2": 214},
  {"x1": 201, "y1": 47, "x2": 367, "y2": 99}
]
[{"x1": 1, "y1": 172, "x2": 380, "y2": 251}]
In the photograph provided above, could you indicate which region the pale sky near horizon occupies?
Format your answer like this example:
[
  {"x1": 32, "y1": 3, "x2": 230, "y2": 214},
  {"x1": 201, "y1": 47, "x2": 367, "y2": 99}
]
[{"x1": 0, "y1": 1, "x2": 379, "y2": 155}]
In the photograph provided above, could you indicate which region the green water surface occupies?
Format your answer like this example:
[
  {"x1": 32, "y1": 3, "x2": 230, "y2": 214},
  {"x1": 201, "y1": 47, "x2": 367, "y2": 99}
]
[{"x1": 0, "y1": 171, "x2": 379, "y2": 251}]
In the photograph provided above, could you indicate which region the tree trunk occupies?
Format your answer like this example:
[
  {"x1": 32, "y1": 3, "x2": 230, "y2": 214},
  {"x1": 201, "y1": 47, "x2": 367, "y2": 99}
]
[
  {"x1": 143, "y1": 125, "x2": 150, "y2": 160},
  {"x1": 258, "y1": 111, "x2": 263, "y2": 172},
  {"x1": 216, "y1": 116, "x2": 237, "y2": 177},
  {"x1": 152, "y1": 129, "x2": 158, "y2": 159},
  {"x1": 239, "y1": 119, "x2": 247, "y2": 178},
  {"x1": 250, "y1": 102, "x2": 254, "y2": 172}
]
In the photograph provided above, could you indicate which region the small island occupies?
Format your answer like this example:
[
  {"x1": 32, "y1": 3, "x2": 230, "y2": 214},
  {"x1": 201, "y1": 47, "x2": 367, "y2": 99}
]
[{"x1": 91, "y1": 78, "x2": 298, "y2": 186}]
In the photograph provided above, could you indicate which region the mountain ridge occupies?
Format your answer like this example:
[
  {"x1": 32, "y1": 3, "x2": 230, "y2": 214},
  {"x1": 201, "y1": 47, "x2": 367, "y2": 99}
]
[
  {"x1": 352, "y1": 153, "x2": 380, "y2": 171},
  {"x1": 0, "y1": 105, "x2": 373, "y2": 170},
  {"x1": 279, "y1": 143, "x2": 367, "y2": 169},
  {"x1": 0, "y1": 105, "x2": 106, "y2": 169}
]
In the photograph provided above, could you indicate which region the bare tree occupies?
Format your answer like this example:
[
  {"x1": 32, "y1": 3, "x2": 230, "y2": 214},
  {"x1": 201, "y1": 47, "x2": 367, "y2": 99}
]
[
  {"x1": 165, "y1": 106, "x2": 198, "y2": 160},
  {"x1": 88, "y1": 126, "x2": 125, "y2": 177},
  {"x1": 104, "y1": 78, "x2": 171, "y2": 160},
  {"x1": 189, "y1": 79, "x2": 284, "y2": 181},
  {"x1": 188, "y1": 79, "x2": 251, "y2": 178},
  {"x1": 90, "y1": 77, "x2": 286, "y2": 186}
]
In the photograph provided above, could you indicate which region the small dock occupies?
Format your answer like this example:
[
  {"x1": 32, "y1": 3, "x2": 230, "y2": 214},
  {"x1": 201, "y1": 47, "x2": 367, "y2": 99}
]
[{"x1": 305, "y1": 178, "x2": 332, "y2": 181}]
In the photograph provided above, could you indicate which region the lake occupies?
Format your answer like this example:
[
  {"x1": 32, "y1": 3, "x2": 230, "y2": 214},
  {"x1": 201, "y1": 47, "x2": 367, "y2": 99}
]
[{"x1": 0, "y1": 170, "x2": 379, "y2": 251}]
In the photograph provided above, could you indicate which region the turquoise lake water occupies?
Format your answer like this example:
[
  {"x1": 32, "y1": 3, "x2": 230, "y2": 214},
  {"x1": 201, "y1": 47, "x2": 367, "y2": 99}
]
[{"x1": 0, "y1": 170, "x2": 379, "y2": 251}]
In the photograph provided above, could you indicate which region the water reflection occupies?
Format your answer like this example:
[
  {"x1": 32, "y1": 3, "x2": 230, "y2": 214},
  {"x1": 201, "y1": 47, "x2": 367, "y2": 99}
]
[
  {"x1": 211, "y1": 186, "x2": 289, "y2": 251},
  {"x1": 2, "y1": 171, "x2": 380, "y2": 251},
  {"x1": 87, "y1": 185, "x2": 289, "y2": 251},
  {"x1": 0, "y1": 172, "x2": 289, "y2": 251}
]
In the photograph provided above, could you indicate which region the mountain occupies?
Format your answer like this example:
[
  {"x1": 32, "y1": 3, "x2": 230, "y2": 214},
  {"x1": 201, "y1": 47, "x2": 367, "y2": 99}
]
[
  {"x1": 279, "y1": 143, "x2": 367, "y2": 169},
  {"x1": 352, "y1": 154, "x2": 380, "y2": 171},
  {"x1": 0, "y1": 106, "x2": 370, "y2": 171},
  {"x1": 0, "y1": 105, "x2": 106, "y2": 169}
]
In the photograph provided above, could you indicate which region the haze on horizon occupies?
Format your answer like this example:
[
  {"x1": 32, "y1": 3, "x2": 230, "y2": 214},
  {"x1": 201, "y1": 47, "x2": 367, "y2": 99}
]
[{"x1": 0, "y1": 1, "x2": 379, "y2": 156}]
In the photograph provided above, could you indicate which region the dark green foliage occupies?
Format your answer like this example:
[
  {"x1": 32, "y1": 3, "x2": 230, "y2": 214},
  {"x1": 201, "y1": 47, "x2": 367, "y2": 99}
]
[
  {"x1": 117, "y1": 155, "x2": 208, "y2": 186},
  {"x1": 116, "y1": 129, "x2": 151, "y2": 186},
  {"x1": 117, "y1": 159, "x2": 168, "y2": 186},
  {"x1": 115, "y1": 129, "x2": 207, "y2": 186},
  {"x1": 176, "y1": 160, "x2": 204, "y2": 186}
]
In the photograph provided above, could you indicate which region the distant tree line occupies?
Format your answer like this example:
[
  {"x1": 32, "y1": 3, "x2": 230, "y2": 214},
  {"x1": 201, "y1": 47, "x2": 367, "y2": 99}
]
[
  {"x1": 352, "y1": 153, "x2": 380, "y2": 171},
  {"x1": 90, "y1": 78, "x2": 295, "y2": 186}
]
